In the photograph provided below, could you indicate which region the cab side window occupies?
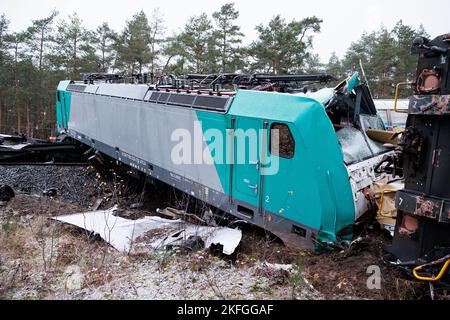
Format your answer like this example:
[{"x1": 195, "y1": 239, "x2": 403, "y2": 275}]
[{"x1": 270, "y1": 123, "x2": 295, "y2": 158}]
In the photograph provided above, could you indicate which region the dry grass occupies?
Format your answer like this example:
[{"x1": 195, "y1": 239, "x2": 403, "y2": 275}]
[
  {"x1": 0, "y1": 194, "x2": 430, "y2": 300},
  {"x1": 0, "y1": 195, "x2": 124, "y2": 299}
]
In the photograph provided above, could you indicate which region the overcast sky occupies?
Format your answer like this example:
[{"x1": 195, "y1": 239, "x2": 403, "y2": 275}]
[{"x1": 1, "y1": 0, "x2": 449, "y2": 62}]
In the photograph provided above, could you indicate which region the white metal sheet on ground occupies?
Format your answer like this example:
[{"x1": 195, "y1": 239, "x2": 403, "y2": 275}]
[
  {"x1": 52, "y1": 206, "x2": 180, "y2": 252},
  {"x1": 151, "y1": 225, "x2": 242, "y2": 255},
  {"x1": 52, "y1": 206, "x2": 242, "y2": 255}
]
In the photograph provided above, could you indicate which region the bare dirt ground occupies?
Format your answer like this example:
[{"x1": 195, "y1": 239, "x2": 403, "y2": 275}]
[{"x1": 0, "y1": 165, "x2": 426, "y2": 300}]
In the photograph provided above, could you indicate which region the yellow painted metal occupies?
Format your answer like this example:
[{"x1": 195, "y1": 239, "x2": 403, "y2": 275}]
[
  {"x1": 394, "y1": 82, "x2": 414, "y2": 113},
  {"x1": 413, "y1": 258, "x2": 450, "y2": 282}
]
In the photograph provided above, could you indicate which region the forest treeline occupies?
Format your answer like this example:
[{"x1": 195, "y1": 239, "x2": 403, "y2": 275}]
[{"x1": 0, "y1": 3, "x2": 427, "y2": 138}]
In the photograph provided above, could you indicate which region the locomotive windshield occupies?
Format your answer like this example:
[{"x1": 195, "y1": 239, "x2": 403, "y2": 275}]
[{"x1": 318, "y1": 73, "x2": 390, "y2": 165}]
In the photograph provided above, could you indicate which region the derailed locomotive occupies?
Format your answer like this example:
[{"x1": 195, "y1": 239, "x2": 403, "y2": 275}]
[{"x1": 55, "y1": 72, "x2": 392, "y2": 250}]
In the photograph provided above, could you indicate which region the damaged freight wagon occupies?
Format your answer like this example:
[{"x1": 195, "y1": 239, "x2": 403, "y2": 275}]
[{"x1": 55, "y1": 72, "x2": 394, "y2": 251}]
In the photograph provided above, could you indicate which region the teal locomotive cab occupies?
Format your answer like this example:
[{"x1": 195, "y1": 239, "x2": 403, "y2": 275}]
[
  {"x1": 226, "y1": 90, "x2": 356, "y2": 249},
  {"x1": 56, "y1": 80, "x2": 72, "y2": 134}
]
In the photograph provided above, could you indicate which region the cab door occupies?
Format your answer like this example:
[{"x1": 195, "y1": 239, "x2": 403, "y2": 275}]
[{"x1": 233, "y1": 117, "x2": 261, "y2": 204}]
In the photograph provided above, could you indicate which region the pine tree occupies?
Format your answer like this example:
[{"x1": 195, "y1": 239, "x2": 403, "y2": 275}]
[
  {"x1": 392, "y1": 20, "x2": 423, "y2": 84},
  {"x1": 212, "y1": 3, "x2": 244, "y2": 73},
  {"x1": 0, "y1": 14, "x2": 10, "y2": 132},
  {"x1": 26, "y1": 10, "x2": 58, "y2": 134},
  {"x1": 341, "y1": 22, "x2": 427, "y2": 98},
  {"x1": 115, "y1": 10, "x2": 152, "y2": 76},
  {"x1": 27, "y1": 10, "x2": 58, "y2": 73},
  {"x1": 178, "y1": 13, "x2": 218, "y2": 74},
  {"x1": 51, "y1": 13, "x2": 94, "y2": 79},
  {"x1": 304, "y1": 53, "x2": 324, "y2": 73},
  {"x1": 148, "y1": 9, "x2": 165, "y2": 78},
  {"x1": 161, "y1": 34, "x2": 185, "y2": 74},
  {"x1": 0, "y1": 14, "x2": 10, "y2": 64},
  {"x1": 342, "y1": 31, "x2": 377, "y2": 76},
  {"x1": 326, "y1": 52, "x2": 343, "y2": 79},
  {"x1": 248, "y1": 15, "x2": 322, "y2": 74},
  {"x1": 4, "y1": 31, "x2": 29, "y2": 133},
  {"x1": 94, "y1": 22, "x2": 117, "y2": 73},
  {"x1": 371, "y1": 28, "x2": 397, "y2": 97}
]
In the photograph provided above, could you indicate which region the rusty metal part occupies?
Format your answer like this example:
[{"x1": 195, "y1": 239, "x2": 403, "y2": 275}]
[
  {"x1": 408, "y1": 95, "x2": 450, "y2": 115},
  {"x1": 399, "y1": 214, "x2": 419, "y2": 235},
  {"x1": 396, "y1": 190, "x2": 450, "y2": 223},
  {"x1": 417, "y1": 69, "x2": 441, "y2": 94}
]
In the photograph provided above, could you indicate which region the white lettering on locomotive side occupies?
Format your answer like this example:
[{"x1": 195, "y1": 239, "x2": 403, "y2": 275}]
[{"x1": 170, "y1": 121, "x2": 279, "y2": 175}]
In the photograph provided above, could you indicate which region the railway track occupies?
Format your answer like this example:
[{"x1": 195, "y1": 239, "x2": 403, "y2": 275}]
[
  {"x1": 0, "y1": 162, "x2": 87, "y2": 166},
  {"x1": 0, "y1": 136, "x2": 88, "y2": 166}
]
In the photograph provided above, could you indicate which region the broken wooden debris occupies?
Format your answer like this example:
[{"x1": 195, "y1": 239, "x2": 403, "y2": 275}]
[
  {"x1": 156, "y1": 207, "x2": 206, "y2": 225},
  {"x1": 91, "y1": 198, "x2": 103, "y2": 211},
  {"x1": 366, "y1": 129, "x2": 400, "y2": 145}
]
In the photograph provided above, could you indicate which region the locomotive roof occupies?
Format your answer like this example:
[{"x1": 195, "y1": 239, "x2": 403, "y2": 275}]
[
  {"x1": 62, "y1": 81, "x2": 235, "y2": 113},
  {"x1": 59, "y1": 79, "x2": 369, "y2": 123},
  {"x1": 228, "y1": 89, "x2": 325, "y2": 123}
]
